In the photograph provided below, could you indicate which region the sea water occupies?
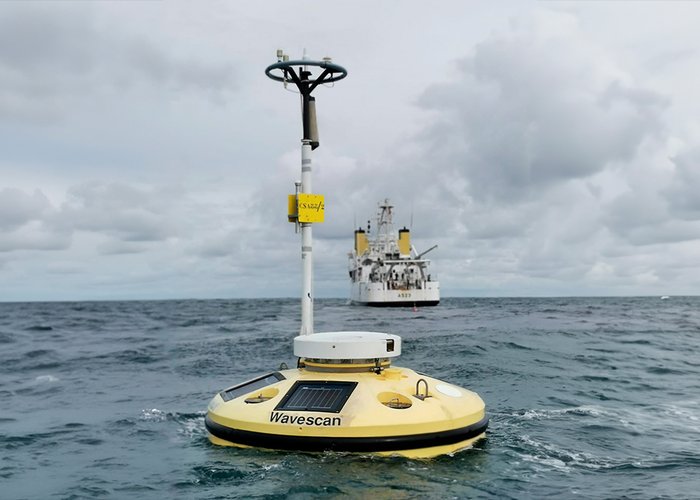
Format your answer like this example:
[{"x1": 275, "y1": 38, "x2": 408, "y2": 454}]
[{"x1": 1, "y1": 297, "x2": 698, "y2": 499}]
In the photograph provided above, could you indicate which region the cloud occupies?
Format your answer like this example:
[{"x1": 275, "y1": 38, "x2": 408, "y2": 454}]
[
  {"x1": 416, "y1": 11, "x2": 667, "y2": 203},
  {"x1": 0, "y1": 188, "x2": 52, "y2": 230},
  {"x1": 0, "y1": 182, "x2": 185, "y2": 254},
  {"x1": 60, "y1": 182, "x2": 183, "y2": 243},
  {"x1": 0, "y1": 220, "x2": 71, "y2": 253},
  {"x1": 0, "y1": 4, "x2": 237, "y2": 123},
  {"x1": 600, "y1": 144, "x2": 700, "y2": 248},
  {"x1": 665, "y1": 147, "x2": 700, "y2": 217},
  {"x1": 0, "y1": 188, "x2": 70, "y2": 252},
  {"x1": 120, "y1": 39, "x2": 236, "y2": 96}
]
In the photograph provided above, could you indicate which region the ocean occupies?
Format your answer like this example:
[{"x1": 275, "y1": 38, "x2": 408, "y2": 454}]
[{"x1": 1, "y1": 297, "x2": 698, "y2": 499}]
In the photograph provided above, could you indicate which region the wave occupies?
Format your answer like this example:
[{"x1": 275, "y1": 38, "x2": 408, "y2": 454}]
[{"x1": 24, "y1": 325, "x2": 53, "y2": 331}]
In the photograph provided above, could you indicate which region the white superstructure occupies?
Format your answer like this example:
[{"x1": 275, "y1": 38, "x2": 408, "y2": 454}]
[{"x1": 348, "y1": 200, "x2": 440, "y2": 307}]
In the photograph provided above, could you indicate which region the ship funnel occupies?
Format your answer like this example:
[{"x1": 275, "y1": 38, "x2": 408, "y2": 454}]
[
  {"x1": 398, "y1": 227, "x2": 411, "y2": 257},
  {"x1": 355, "y1": 228, "x2": 369, "y2": 254}
]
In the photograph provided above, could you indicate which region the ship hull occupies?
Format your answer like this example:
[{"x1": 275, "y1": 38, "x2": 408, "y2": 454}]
[
  {"x1": 361, "y1": 300, "x2": 440, "y2": 307},
  {"x1": 351, "y1": 281, "x2": 440, "y2": 307}
]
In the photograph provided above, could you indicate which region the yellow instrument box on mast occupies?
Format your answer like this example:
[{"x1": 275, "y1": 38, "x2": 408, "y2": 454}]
[{"x1": 288, "y1": 193, "x2": 325, "y2": 223}]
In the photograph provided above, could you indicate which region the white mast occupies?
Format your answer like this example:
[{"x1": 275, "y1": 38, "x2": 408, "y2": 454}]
[
  {"x1": 299, "y1": 49, "x2": 313, "y2": 335},
  {"x1": 300, "y1": 140, "x2": 313, "y2": 335},
  {"x1": 265, "y1": 50, "x2": 347, "y2": 336}
]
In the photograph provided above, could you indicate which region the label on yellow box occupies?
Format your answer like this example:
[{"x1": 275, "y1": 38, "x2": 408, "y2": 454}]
[{"x1": 297, "y1": 193, "x2": 325, "y2": 223}]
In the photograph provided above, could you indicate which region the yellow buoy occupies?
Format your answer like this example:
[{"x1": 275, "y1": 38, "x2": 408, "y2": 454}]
[
  {"x1": 205, "y1": 51, "x2": 487, "y2": 458},
  {"x1": 206, "y1": 332, "x2": 487, "y2": 458}
]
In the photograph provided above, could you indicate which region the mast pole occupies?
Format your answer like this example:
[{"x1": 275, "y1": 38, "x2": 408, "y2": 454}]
[
  {"x1": 299, "y1": 51, "x2": 314, "y2": 336},
  {"x1": 265, "y1": 50, "x2": 347, "y2": 336},
  {"x1": 300, "y1": 140, "x2": 313, "y2": 335}
]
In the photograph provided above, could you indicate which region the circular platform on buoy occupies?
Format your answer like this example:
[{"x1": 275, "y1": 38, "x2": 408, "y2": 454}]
[{"x1": 294, "y1": 331, "x2": 401, "y2": 359}]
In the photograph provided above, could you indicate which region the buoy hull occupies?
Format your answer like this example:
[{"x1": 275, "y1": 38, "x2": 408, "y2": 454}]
[{"x1": 206, "y1": 366, "x2": 487, "y2": 459}]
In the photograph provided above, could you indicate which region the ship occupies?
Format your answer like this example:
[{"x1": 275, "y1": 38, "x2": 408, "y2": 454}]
[{"x1": 349, "y1": 199, "x2": 440, "y2": 307}]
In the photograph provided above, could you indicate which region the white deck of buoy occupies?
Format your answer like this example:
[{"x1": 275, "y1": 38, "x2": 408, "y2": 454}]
[{"x1": 294, "y1": 331, "x2": 401, "y2": 359}]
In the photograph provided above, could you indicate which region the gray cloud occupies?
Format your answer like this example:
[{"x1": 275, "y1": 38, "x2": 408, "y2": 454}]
[
  {"x1": 602, "y1": 146, "x2": 700, "y2": 248},
  {"x1": 0, "y1": 188, "x2": 71, "y2": 252},
  {"x1": 665, "y1": 147, "x2": 700, "y2": 217},
  {"x1": 0, "y1": 4, "x2": 237, "y2": 122},
  {"x1": 60, "y1": 182, "x2": 182, "y2": 243},
  {"x1": 121, "y1": 39, "x2": 236, "y2": 96},
  {"x1": 0, "y1": 181, "x2": 188, "y2": 254},
  {"x1": 0, "y1": 222, "x2": 71, "y2": 253},
  {"x1": 417, "y1": 26, "x2": 667, "y2": 203},
  {"x1": 0, "y1": 188, "x2": 51, "y2": 230},
  {"x1": 605, "y1": 186, "x2": 668, "y2": 244},
  {"x1": 0, "y1": 6, "x2": 95, "y2": 73}
]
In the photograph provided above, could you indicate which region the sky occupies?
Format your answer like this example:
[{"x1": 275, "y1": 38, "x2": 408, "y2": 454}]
[{"x1": 2, "y1": 0, "x2": 700, "y2": 301}]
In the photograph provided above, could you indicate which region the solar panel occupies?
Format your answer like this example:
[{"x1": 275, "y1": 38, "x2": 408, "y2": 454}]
[
  {"x1": 275, "y1": 381, "x2": 357, "y2": 413},
  {"x1": 220, "y1": 372, "x2": 285, "y2": 402}
]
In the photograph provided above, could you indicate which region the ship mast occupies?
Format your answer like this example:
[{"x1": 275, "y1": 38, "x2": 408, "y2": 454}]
[
  {"x1": 376, "y1": 199, "x2": 395, "y2": 253},
  {"x1": 265, "y1": 50, "x2": 347, "y2": 335}
]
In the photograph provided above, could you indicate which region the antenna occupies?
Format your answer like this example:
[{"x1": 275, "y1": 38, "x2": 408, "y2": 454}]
[{"x1": 266, "y1": 50, "x2": 347, "y2": 335}]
